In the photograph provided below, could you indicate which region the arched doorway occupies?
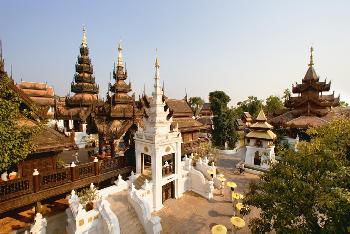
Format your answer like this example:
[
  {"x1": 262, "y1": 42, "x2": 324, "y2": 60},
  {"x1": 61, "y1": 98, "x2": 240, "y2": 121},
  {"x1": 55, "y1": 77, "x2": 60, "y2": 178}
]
[{"x1": 254, "y1": 151, "x2": 261, "y2": 165}]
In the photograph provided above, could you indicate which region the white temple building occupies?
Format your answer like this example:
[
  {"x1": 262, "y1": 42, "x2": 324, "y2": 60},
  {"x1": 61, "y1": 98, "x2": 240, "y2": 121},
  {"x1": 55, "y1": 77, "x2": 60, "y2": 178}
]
[
  {"x1": 134, "y1": 55, "x2": 183, "y2": 211},
  {"x1": 244, "y1": 109, "x2": 276, "y2": 171}
]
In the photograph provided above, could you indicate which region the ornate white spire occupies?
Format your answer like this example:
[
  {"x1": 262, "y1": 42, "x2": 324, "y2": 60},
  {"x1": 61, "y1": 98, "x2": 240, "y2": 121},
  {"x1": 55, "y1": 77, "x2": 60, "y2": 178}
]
[
  {"x1": 153, "y1": 49, "x2": 162, "y2": 98},
  {"x1": 117, "y1": 41, "x2": 123, "y2": 67},
  {"x1": 81, "y1": 26, "x2": 87, "y2": 48}
]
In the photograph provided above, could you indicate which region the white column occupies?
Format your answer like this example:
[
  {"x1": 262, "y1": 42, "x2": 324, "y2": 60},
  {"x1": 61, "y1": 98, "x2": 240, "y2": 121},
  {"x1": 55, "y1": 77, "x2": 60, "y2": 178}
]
[
  {"x1": 152, "y1": 148, "x2": 163, "y2": 211},
  {"x1": 135, "y1": 148, "x2": 142, "y2": 174},
  {"x1": 69, "y1": 120, "x2": 73, "y2": 130},
  {"x1": 82, "y1": 123, "x2": 87, "y2": 133},
  {"x1": 174, "y1": 141, "x2": 182, "y2": 198}
]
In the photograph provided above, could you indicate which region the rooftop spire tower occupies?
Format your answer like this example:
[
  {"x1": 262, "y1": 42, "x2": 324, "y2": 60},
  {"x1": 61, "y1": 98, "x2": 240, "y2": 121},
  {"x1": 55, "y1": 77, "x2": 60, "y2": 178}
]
[
  {"x1": 284, "y1": 47, "x2": 339, "y2": 117},
  {"x1": 66, "y1": 27, "x2": 99, "y2": 107},
  {"x1": 108, "y1": 42, "x2": 134, "y2": 117}
]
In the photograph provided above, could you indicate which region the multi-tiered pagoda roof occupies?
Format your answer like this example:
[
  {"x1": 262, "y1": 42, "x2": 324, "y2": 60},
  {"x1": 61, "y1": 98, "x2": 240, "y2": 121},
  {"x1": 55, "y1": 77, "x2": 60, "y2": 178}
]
[
  {"x1": 55, "y1": 28, "x2": 100, "y2": 122},
  {"x1": 284, "y1": 47, "x2": 339, "y2": 117},
  {"x1": 107, "y1": 43, "x2": 134, "y2": 118},
  {"x1": 66, "y1": 27, "x2": 99, "y2": 107},
  {"x1": 270, "y1": 47, "x2": 340, "y2": 128},
  {"x1": 247, "y1": 110, "x2": 276, "y2": 140}
]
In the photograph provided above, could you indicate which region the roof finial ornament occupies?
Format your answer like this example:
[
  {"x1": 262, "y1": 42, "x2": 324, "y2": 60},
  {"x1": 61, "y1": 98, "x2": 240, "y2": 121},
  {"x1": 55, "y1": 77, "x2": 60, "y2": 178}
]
[
  {"x1": 155, "y1": 48, "x2": 160, "y2": 79},
  {"x1": 81, "y1": 26, "x2": 87, "y2": 48},
  {"x1": 117, "y1": 40, "x2": 123, "y2": 67},
  {"x1": 155, "y1": 48, "x2": 160, "y2": 69},
  {"x1": 308, "y1": 46, "x2": 314, "y2": 67},
  {"x1": 153, "y1": 48, "x2": 162, "y2": 96}
]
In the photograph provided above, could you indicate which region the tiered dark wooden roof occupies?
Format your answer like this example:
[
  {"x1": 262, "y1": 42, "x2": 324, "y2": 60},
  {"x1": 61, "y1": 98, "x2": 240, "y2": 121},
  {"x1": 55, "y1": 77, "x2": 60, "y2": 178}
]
[
  {"x1": 106, "y1": 44, "x2": 134, "y2": 118},
  {"x1": 92, "y1": 43, "x2": 143, "y2": 137},
  {"x1": 66, "y1": 27, "x2": 99, "y2": 108},
  {"x1": 55, "y1": 28, "x2": 100, "y2": 122},
  {"x1": 270, "y1": 47, "x2": 340, "y2": 128}
]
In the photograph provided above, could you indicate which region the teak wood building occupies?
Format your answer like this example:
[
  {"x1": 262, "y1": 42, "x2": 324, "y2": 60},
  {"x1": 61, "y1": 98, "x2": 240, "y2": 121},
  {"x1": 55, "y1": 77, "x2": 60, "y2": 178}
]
[
  {"x1": 270, "y1": 47, "x2": 340, "y2": 133},
  {"x1": 55, "y1": 27, "x2": 101, "y2": 132}
]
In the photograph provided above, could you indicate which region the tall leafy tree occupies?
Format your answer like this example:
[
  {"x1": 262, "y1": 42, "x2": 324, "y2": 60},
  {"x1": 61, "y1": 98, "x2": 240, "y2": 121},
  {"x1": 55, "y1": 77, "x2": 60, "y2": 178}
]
[
  {"x1": 283, "y1": 88, "x2": 292, "y2": 102},
  {"x1": 209, "y1": 91, "x2": 237, "y2": 148},
  {"x1": 0, "y1": 75, "x2": 38, "y2": 172},
  {"x1": 265, "y1": 95, "x2": 283, "y2": 115},
  {"x1": 188, "y1": 96, "x2": 204, "y2": 116},
  {"x1": 235, "y1": 96, "x2": 263, "y2": 118},
  {"x1": 244, "y1": 118, "x2": 350, "y2": 233}
]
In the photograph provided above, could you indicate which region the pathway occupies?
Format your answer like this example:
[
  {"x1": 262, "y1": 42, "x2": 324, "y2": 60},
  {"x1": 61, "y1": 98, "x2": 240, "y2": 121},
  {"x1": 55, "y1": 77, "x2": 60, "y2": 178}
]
[
  {"x1": 154, "y1": 149, "x2": 260, "y2": 234},
  {"x1": 107, "y1": 190, "x2": 146, "y2": 234}
]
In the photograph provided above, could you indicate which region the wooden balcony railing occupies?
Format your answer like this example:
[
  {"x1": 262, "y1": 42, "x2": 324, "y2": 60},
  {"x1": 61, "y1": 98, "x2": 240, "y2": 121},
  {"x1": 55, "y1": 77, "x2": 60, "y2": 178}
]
[
  {"x1": 0, "y1": 157, "x2": 132, "y2": 208},
  {"x1": 39, "y1": 168, "x2": 71, "y2": 190},
  {"x1": 0, "y1": 177, "x2": 33, "y2": 202}
]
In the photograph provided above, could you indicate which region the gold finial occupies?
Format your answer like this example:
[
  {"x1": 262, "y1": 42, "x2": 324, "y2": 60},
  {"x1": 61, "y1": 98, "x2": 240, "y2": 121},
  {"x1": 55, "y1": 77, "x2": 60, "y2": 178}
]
[
  {"x1": 81, "y1": 26, "x2": 87, "y2": 47},
  {"x1": 308, "y1": 46, "x2": 314, "y2": 67},
  {"x1": 118, "y1": 40, "x2": 122, "y2": 51},
  {"x1": 117, "y1": 40, "x2": 123, "y2": 67}
]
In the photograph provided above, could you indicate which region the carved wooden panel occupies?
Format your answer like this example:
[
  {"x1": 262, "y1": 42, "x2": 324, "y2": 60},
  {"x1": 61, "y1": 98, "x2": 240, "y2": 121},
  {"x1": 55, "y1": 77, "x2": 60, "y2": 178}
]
[
  {"x1": 0, "y1": 177, "x2": 33, "y2": 202},
  {"x1": 39, "y1": 168, "x2": 71, "y2": 190}
]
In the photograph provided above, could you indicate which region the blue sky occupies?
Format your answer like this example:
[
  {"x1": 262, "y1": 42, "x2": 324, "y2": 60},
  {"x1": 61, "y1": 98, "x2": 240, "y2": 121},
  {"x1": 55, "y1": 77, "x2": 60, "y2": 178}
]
[{"x1": 1, "y1": 0, "x2": 350, "y2": 105}]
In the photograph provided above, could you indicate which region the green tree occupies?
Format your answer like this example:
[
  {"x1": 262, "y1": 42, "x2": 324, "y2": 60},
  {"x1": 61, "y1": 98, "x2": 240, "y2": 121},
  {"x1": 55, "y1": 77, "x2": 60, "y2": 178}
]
[
  {"x1": 283, "y1": 88, "x2": 291, "y2": 102},
  {"x1": 235, "y1": 96, "x2": 263, "y2": 118},
  {"x1": 0, "y1": 75, "x2": 39, "y2": 172},
  {"x1": 209, "y1": 91, "x2": 237, "y2": 148},
  {"x1": 188, "y1": 96, "x2": 204, "y2": 116},
  {"x1": 244, "y1": 118, "x2": 350, "y2": 233},
  {"x1": 340, "y1": 101, "x2": 349, "y2": 107},
  {"x1": 265, "y1": 95, "x2": 283, "y2": 115}
]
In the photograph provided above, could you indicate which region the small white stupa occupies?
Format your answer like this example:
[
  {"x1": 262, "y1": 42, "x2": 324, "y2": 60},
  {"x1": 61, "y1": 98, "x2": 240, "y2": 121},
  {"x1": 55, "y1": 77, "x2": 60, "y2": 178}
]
[{"x1": 244, "y1": 109, "x2": 276, "y2": 170}]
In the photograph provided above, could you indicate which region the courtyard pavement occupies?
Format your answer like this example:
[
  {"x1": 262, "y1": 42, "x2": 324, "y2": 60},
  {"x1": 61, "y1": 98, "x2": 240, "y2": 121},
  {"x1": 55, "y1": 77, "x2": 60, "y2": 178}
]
[{"x1": 154, "y1": 149, "x2": 260, "y2": 234}]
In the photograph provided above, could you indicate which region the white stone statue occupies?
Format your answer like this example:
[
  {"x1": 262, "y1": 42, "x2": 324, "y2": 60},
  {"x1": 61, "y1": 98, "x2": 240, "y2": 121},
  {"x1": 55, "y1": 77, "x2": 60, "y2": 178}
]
[
  {"x1": 30, "y1": 213, "x2": 47, "y2": 234},
  {"x1": 1, "y1": 172, "x2": 8, "y2": 181}
]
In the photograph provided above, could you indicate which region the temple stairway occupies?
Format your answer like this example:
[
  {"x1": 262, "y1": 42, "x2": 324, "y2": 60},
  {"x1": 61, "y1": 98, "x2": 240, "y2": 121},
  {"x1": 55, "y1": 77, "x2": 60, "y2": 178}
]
[
  {"x1": 133, "y1": 173, "x2": 152, "y2": 190},
  {"x1": 107, "y1": 190, "x2": 145, "y2": 234}
]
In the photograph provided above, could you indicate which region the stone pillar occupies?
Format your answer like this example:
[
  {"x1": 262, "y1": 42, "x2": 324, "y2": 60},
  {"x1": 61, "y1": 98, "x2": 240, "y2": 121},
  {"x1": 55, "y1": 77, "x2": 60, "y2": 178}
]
[
  {"x1": 33, "y1": 169, "x2": 40, "y2": 193},
  {"x1": 135, "y1": 148, "x2": 142, "y2": 174},
  {"x1": 94, "y1": 157, "x2": 99, "y2": 175},
  {"x1": 71, "y1": 162, "x2": 76, "y2": 181}
]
